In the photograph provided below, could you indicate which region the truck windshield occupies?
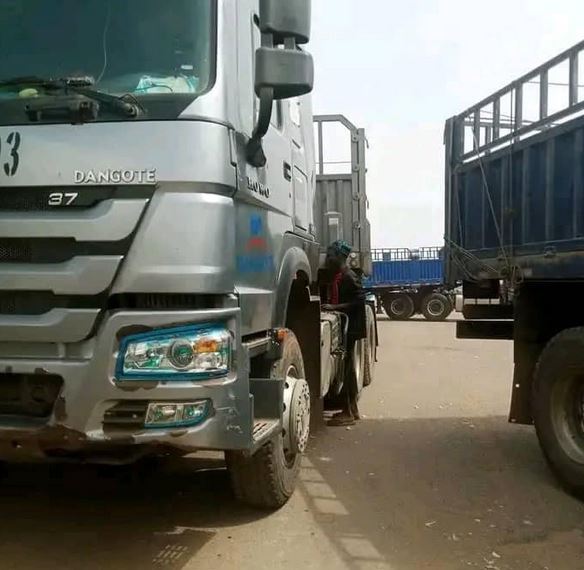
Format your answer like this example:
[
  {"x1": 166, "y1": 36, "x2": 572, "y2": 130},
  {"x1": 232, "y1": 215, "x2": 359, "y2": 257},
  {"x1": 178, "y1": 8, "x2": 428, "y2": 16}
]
[{"x1": 0, "y1": 0, "x2": 214, "y2": 120}]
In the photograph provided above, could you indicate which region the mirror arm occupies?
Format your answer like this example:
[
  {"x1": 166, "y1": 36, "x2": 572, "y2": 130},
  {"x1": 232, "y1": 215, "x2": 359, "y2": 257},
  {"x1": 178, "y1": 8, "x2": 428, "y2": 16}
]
[{"x1": 246, "y1": 87, "x2": 274, "y2": 167}]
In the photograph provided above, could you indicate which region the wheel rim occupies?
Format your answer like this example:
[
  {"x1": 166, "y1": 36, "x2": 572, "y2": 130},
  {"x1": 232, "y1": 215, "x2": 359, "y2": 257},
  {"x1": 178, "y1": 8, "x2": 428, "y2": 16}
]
[
  {"x1": 427, "y1": 299, "x2": 445, "y2": 317},
  {"x1": 353, "y1": 339, "x2": 365, "y2": 393},
  {"x1": 282, "y1": 367, "x2": 311, "y2": 465},
  {"x1": 551, "y1": 373, "x2": 584, "y2": 464}
]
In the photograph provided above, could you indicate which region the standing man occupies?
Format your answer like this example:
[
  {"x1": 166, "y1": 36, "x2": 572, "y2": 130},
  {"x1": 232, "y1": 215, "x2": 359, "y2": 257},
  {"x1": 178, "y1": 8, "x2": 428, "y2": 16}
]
[{"x1": 319, "y1": 240, "x2": 367, "y2": 426}]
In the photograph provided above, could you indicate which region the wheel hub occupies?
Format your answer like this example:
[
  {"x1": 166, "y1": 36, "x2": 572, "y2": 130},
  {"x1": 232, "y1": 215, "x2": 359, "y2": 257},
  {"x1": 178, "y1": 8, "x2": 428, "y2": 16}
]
[
  {"x1": 551, "y1": 374, "x2": 584, "y2": 463},
  {"x1": 428, "y1": 300, "x2": 444, "y2": 316},
  {"x1": 391, "y1": 299, "x2": 404, "y2": 314},
  {"x1": 283, "y1": 373, "x2": 311, "y2": 456}
]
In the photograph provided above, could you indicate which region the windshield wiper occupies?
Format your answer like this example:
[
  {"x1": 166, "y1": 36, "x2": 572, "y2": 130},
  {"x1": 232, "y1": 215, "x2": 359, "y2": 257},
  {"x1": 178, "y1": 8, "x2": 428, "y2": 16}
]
[{"x1": 0, "y1": 76, "x2": 142, "y2": 119}]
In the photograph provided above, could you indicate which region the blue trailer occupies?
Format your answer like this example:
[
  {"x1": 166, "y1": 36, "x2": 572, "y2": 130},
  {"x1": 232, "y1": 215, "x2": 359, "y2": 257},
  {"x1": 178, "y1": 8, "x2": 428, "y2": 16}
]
[
  {"x1": 365, "y1": 247, "x2": 454, "y2": 321},
  {"x1": 444, "y1": 39, "x2": 584, "y2": 496}
]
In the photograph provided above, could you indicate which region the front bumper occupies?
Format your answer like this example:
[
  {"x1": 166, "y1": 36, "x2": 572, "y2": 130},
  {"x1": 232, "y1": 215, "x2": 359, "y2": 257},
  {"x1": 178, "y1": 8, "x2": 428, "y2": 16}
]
[{"x1": 0, "y1": 309, "x2": 253, "y2": 461}]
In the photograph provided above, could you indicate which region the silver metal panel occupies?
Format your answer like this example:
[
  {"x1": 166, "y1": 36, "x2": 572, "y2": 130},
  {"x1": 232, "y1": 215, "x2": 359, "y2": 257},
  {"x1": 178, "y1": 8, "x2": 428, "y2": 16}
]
[
  {"x1": 0, "y1": 122, "x2": 235, "y2": 188},
  {"x1": 112, "y1": 191, "x2": 235, "y2": 294},
  {"x1": 236, "y1": 287, "x2": 274, "y2": 334},
  {"x1": 0, "y1": 309, "x2": 100, "y2": 343},
  {"x1": 0, "y1": 257, "x2": 122, "y2": 295},
  {"x1": 0, "y1": 200, "x2": 146, "y2": 241}
]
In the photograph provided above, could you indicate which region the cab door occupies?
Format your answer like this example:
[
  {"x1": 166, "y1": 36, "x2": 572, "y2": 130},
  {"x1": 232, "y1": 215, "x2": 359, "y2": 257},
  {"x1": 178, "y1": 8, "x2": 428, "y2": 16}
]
[{"x1": 289, "y1": 97, "x2": 314, "y2": 234}]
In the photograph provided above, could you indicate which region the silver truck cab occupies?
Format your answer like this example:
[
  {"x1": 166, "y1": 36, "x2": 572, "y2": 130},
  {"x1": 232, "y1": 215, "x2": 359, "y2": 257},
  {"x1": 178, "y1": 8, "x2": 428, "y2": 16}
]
[{"x1": 0, "y1": 0, "x2": 374, "y2": 508}]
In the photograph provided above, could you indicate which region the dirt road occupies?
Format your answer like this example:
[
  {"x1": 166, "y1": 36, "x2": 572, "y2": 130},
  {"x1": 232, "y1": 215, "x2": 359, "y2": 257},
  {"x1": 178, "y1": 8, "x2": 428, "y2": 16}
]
[{"x1": 0, "y1": 318, "x2": 583, "y2": 569}]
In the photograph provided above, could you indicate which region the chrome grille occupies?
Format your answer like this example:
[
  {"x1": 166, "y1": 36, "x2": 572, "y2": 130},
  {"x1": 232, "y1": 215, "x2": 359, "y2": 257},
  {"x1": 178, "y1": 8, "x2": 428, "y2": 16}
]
[
  {"x1": 0, "y1": 186, "x2": 153, "y2": 343},
  {"x1": 0, "y1": 240, "x2": 33, "y2": 263}
]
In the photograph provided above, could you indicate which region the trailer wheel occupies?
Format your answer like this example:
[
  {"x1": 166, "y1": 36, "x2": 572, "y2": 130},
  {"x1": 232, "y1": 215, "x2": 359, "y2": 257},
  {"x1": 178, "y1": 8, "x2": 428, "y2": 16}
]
[
  {"x1": 384, "y1": 294, "x2": 414, "y2": 320},
  {"x1": 533, "y1": 328, "x2": 584, "y2": 497},
  {"x1": 364, "y1": 304, "x2": 376, "y2": 387},
  {"x1": 226, "y1": 331, "x2": 309, "y2": 509},
  {"x1": 421, "y1": 293, "x2": 452, "y2": 322}
]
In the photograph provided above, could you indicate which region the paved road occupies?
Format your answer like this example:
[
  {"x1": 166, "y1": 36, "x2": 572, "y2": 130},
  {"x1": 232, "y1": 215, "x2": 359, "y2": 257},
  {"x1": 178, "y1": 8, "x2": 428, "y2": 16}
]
[{"x1": 1, "y1": 318, "x2": 583, "y2": 569}]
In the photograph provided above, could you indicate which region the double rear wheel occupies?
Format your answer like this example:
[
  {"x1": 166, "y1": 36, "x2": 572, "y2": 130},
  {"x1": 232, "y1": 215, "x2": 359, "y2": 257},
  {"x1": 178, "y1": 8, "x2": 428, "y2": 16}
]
[{"x1": 383, "y1": 294, "x2": 415, "y2": 320}]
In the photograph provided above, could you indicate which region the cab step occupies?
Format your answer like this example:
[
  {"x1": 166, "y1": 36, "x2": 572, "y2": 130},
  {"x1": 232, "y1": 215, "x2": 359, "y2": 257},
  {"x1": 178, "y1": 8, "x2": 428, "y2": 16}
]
[{"x1": 250, "y1": 419, "x2": 281, "y2": 454}]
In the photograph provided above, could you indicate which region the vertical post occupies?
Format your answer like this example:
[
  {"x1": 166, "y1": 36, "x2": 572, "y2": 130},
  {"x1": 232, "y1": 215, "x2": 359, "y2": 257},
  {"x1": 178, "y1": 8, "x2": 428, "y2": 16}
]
[
  {"x1": 444, "y1": 118, "x2": 455, "y2": 284},
  {"x1": 473, "y1": 111, "x2": 480, "y2": 151},
  {"x1": 317, "y1": 120, "x2": 324, "y2": 175},
  {"x1": 493, "y1": 99, "x2": 501, "y2": 140},
  {"x1": 573, "y1": 129, "x2": 584, "y2": 238},
  {"x1": 521, "y1": 147, "x2": 530, "y2": 244},
  {"x1": 514, "y1": 83, "x2": 523, "y2": 133},
  {"x1": 349, "y1": 122, "x2": 361, "y2": 251},
  {"x1": 500, "y1": 155, "x2": 508, "y2": 247},
  {"x1": 545, "y1": 138, "x2": 555, "y2": 242},
  {"x1": 356, "y1": 127, "x2": 367, "y2": 256},
  {"x1": 481, "y1": 168, "x2": 486, "y2": 249},
  {"x1": 540, "y1": 70, "x2": 548, "y2": 120},
  {"x1": 569, "y1": 51, "x2": 579, "y2": 107}
]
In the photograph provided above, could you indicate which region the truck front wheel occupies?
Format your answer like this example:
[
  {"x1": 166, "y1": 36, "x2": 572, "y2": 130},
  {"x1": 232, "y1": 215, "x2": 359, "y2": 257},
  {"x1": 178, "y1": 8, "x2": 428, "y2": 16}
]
[
  {"x1": 384, "y1": 294, "x2": 414, "y2": 320},
  {"x1": 226, "y1": 331, "x2": 310, "y2": 509},
  {"x1": 533, "y1": 328, "x2": 584, "y2": 497}
]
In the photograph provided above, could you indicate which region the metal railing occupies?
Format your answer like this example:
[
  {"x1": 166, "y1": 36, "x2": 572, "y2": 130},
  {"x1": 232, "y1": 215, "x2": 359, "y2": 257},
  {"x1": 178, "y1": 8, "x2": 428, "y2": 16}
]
[
  {"x1": 313, "y1": 114, "x2": 367, "y2": 177},
  {"x1": 371, "y1": 247, "x2": 443, "y2": 262},
  {"x1": 453, "y1": 39, "x2": 584, "y2": 162}
]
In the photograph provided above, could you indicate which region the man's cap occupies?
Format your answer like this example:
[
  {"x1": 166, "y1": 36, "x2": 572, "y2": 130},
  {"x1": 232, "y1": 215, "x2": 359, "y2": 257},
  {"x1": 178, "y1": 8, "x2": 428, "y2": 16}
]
[{"x1": 330, "y1": 240, "x2": 352, "y2": 259}]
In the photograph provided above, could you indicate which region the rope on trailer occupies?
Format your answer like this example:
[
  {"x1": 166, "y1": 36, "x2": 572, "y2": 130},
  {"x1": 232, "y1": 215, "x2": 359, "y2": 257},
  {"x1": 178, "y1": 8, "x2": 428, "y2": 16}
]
[
  {"x1": 445, "y1": 238, "x2": 499, "y2": 282},
  {"x1": 470, "y1": 130, "x2": 510, "y2": 268},
  {"x1": 467, "y1": 130, "x2": 524, "y2": 290}
]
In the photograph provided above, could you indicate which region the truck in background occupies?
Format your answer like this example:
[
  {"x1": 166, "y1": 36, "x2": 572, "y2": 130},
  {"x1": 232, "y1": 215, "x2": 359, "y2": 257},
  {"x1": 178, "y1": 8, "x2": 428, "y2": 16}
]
[
  {"x1": 313, "y1": 114, "x2": 377, "y2": 395},
  {"x1": 314, "y1": 115, "x2": 371, "y2": 275},
  {"x1": 366, "y1": 247, "x2": 455, "y2": 321},
  {"x1": 0, "y1": 0, "x2": 375, "y2": 509},
  {"x1": 444, "y1": 39, "x2": 584, "y2": 497}
]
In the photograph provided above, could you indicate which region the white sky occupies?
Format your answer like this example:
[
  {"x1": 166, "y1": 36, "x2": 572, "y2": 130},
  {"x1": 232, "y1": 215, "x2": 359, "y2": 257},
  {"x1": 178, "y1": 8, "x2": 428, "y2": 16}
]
[{"x1": 310, "y1": 0, "x2": 584, "y2": 248}]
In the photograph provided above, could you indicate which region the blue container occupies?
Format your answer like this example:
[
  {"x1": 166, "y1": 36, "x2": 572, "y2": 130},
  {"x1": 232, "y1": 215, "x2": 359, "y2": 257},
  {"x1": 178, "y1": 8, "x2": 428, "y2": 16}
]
[{"x1": 365, "y1": 248, "x2": 443, "y2": 289}]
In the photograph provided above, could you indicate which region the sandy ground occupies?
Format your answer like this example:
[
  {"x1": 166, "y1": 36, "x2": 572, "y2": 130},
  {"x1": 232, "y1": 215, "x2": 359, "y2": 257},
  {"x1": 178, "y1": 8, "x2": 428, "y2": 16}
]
[{"x1": 0, "y1": 318, "x2": 583, "y2": 569}]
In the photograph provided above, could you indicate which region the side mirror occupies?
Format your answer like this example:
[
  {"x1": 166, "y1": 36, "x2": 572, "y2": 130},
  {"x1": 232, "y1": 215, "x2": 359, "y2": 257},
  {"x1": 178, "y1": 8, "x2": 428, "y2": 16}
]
[
  {"x1": 259, "y1": 0, "x2": 311, "y2": 45},
  {"x1": 247, "y1": 0, "x2": 314, "y2": 167},
  {"x1": 255, "y1": 48, "x2": 314, "y2": 101}
]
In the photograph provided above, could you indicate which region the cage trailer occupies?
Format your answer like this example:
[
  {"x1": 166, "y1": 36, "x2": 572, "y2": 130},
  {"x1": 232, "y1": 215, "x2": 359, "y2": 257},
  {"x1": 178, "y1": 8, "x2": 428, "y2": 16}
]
[{"x1": 445, "y1": 39, "x2": 584, "y2": 497}]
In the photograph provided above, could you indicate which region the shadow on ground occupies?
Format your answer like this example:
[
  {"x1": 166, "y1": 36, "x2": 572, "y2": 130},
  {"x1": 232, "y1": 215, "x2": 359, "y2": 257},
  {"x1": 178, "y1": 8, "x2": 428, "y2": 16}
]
[
  {"x1": 0, "y1": 455, "x2": 260, "y2": 570},
  {"x1": 0, "y1": 417, "x2": 583, "y2": 570},
  {"x1": 301, "y1": 416, "x2": 584, "y2": 570}
]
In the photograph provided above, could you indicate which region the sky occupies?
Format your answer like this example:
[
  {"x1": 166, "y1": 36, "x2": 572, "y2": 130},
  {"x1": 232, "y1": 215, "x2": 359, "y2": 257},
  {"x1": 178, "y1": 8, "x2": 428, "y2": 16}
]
[{"x1": 309, "y1": 0, "x2": 584, "y2": 248}]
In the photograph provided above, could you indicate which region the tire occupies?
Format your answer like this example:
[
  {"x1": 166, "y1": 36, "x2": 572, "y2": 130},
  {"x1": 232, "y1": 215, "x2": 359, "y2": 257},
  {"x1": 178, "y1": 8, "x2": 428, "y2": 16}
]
[
  {"x1": 325, "y1": 337, "x2": 366, "y2": 409},
  {"x1": 384, "y1": 294, "x2": 414, "y2": 320},
  {"x1": 226, "y1": 331, "x2": 309, "y2": 509},
  {"x1": 363, "y1": 304, "x2": 376, "y2": 387},
  {"x1": 533, "y1": 328, "x2": 584, "y2": 497},
  {"x1": 421, "y1": 292, "x2": 452, "y2": 322}
]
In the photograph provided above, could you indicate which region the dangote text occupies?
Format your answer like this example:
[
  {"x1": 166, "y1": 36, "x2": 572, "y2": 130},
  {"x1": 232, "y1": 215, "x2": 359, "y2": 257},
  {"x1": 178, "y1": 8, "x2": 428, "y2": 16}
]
[{"x1": 74, "y1": 169, "x2": 157, "y2": 185}]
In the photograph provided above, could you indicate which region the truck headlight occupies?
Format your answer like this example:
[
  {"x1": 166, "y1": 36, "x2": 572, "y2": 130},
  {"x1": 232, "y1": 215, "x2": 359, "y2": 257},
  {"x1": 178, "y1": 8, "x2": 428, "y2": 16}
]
[{"x1": 117, "y1": 325, "x2": 232, "y2": 381}]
